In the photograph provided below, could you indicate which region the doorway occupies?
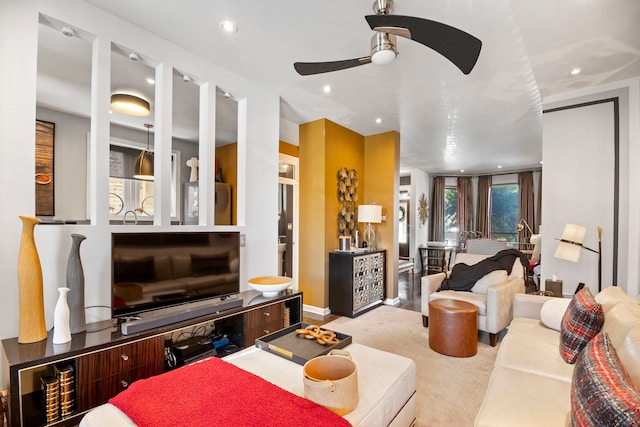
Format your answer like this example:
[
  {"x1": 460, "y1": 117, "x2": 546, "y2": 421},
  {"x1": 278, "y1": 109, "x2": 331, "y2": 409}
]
[
  {"x1": 278, "y1": 154, "x2": 299, "y2": 286},
  {"x1": 399, "y1": 188, "x2": 411, "y2": 258}
]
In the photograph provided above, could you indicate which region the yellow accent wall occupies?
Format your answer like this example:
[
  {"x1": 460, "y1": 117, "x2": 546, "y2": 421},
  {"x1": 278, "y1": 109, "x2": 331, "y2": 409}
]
[
  {"x1": 279, "y1": 141, "x2": 299, "y2": 157},
  {"x1": 364, "y1": 131, "x2": 400, "y2": 298},
  {"x1": 215, "y1": 143, "x2": 237, "y2": 224},
  {"x1": 299, "y1": 119, "x2": 398, "y2": 311}
]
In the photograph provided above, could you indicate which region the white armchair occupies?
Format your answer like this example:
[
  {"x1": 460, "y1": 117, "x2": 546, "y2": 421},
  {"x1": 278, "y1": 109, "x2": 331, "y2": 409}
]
[{"x1": 421, "y1": 252, "x2": 526, "y2": 346}]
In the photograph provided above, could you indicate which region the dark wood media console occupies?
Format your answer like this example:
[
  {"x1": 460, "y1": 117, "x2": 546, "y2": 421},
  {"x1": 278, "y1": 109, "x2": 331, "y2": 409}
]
[{"x1": 1, "y1": 290, "x2": 302, "y2": 427}]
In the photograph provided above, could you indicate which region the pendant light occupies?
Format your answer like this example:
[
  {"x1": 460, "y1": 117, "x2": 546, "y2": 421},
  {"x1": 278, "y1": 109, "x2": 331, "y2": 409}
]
[{"x1": 133, "y1": 124, "x2": 154, "y2": 180}]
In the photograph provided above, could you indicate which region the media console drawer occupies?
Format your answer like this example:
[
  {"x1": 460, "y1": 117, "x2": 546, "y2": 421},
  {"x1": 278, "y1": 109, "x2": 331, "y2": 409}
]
[{"x1": 76, "y1": 337, "x2": 165, "y2": 411}]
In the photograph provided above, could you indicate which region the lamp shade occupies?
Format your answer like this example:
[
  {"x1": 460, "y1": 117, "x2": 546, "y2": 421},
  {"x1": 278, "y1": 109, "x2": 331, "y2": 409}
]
[
  {"x1": 133, "y1": 123, "x2": 154, "y2": 180},
  {"x1": 133, "y1": 150, "x2": 154, "y2": 180},
  {"x1": 553, "y1": 223, "x2": 586, "y2": 263},
  {"x1": 111, "y1": 93, "x2": 150, "y2": 116},
  {"x1": 358, "y1": 205, "x2": 382, "y2": 223}
]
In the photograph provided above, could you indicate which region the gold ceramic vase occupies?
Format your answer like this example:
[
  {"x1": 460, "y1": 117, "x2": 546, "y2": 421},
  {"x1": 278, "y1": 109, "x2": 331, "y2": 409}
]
[{"x1": 17, "y1": 215, "x2": 47, "y2": 343}]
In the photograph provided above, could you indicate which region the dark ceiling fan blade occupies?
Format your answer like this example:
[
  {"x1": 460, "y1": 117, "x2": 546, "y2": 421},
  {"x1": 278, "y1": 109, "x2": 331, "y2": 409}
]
[
  {"x1": 365, "y1": 14, "x2": 482, "y2": 74},
  {"x1": 294, "y1": 57, "x2": 372, "y2": 76}
]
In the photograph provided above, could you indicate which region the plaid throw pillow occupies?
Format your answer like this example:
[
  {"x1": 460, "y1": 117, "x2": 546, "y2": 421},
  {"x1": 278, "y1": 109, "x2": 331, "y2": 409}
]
[
  {"x1": 571, "y1": 333, "x2": 640, "y2": 426},
  {"x1": 561, "y1": 287, "x2": 604, "y2": 364}
]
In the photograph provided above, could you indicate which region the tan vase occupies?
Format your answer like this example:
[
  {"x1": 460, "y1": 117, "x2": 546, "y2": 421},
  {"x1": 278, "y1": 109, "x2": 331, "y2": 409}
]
[{"x1": 17, "y1": 215, "x2": 47, "y2": 343}]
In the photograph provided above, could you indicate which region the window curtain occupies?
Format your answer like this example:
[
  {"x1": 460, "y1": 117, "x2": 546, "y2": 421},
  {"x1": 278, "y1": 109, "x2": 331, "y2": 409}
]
[
  {"x1": 431, "y1": 176, "x2": 445, "y2": 241},
  {"x1": 536, "y1": 171, "x2": 542, "y2": 233},
  {"x1": 476, "y1": 175, "x2": 491, "y2": 237},
  {"x1": 457, "y1": 177, "x2": 473, "y2": 235},
  {"x1": 518, "y1": 171, "x2": 535, "y2": 242}
]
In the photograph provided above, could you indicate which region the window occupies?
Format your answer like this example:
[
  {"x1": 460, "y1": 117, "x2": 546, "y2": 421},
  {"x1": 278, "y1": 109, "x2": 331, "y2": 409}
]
[
  {"x1": 444, "y1": 186, "x2": 458, "y2": 241},
  {"x1": 490, "y1": 184, "x2": 518, "y2": 242},
  {"x1": 108, "y1": 140, "x2": 179, "y2": 221}
]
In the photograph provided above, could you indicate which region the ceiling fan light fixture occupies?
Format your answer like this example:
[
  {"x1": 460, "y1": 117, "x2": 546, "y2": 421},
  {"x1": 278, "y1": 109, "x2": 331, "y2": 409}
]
[
  {"x1": 111, "y1": 93, "x2": 150, "y2": 116},
  {"x1": 371, "y1": 32, "x2": 397, "y2": 65}
]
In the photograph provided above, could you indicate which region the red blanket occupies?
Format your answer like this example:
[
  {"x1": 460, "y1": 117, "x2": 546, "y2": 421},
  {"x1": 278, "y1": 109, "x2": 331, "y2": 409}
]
[{"x1": 109, "y1": 356, "x2": 352, "y2": 427}]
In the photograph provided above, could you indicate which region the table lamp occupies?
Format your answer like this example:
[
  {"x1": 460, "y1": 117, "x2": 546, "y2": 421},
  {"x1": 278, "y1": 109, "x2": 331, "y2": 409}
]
[
  {"x1": 358, "y1": 205, "x2": 382, "y2": 250},
  {"x1": 553, "y1": 223, "x2": 602, "y2": 292}
]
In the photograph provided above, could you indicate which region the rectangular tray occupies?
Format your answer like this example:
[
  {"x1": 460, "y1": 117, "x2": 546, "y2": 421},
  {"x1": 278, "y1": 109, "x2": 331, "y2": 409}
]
[{"x1": 255, "y1": 323, "x2": 352, "y2": 365}]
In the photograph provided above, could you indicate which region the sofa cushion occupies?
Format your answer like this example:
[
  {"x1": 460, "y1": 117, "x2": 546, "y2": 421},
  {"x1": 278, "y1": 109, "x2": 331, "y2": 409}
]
[
  {"x1": 571, "y1": 332, "x2": 640, "y2": 426},
  {"x1": 617, "y1": 326, "x2": 640, "y2": 389},
  {"x1": 540, "y1": 298, "x2": 571, "y2": 332},
  {"x1": 595, "y1": 286, "x2": 637, "y2": 313},
  {"x1": 471, "y1": 270, "x2": 508, "y2": 294},
  {"x1": 475, "y1": 366, "x2": 572, "y2": 427},
  {"x1": 496, "y1": 317, "x2": 575, "y2": 383},
  {"x1": 601, "y1": 302, "x2": 640, "y2": 348},
  {"x1": 561, "y1": 287, "x2": 604, "y2": 364}
]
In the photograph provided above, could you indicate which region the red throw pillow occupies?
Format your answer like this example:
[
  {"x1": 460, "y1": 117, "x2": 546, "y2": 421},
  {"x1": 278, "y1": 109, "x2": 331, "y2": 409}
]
[
  {"x1": 560, "y1": 287, "x2": 604, "y2": 364},
  {"x1": 571, "y1": 332, "x2": 640, "y2": 426}
]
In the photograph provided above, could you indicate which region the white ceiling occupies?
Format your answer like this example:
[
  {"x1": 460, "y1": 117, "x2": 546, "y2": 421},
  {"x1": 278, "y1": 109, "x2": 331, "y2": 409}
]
[{"x1": 39, "y1": 1, "x2": 640, "y2": 175}]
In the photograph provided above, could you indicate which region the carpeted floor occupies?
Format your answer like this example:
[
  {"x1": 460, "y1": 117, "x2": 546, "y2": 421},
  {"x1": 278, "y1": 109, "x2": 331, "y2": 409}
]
[{"x1": 322, "y1": 305, "x2": 500, "y2": 427}]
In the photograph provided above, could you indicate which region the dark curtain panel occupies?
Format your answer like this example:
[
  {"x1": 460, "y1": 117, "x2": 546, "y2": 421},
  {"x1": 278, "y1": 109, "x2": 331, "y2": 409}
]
[
  {"x1": 457, "y1": 177, "x2": 473, "y2": 234},
  {"x1": 537, "y1": 171, "x2": 542, "y2": 233},
  {"x1": 431, "y1": 176, "x2": 445, "y2": 241},
  {"x1": 518, "y1": 171, "x2": 535, "y2": 242},
  {"x1": 477, "y1": 175, "x2": 491, "y2": 237}
]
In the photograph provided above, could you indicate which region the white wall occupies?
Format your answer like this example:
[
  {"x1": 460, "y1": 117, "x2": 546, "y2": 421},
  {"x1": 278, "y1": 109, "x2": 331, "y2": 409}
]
[
  {"x1": 0, "y1": 0, "x2": 281, "y2": 384},
  {"x1": 410, "y1": 168, "x2": 430, "y2": 271},
  {"x1": 540, "y1": 78, "x2": 640, "y2": 298}
]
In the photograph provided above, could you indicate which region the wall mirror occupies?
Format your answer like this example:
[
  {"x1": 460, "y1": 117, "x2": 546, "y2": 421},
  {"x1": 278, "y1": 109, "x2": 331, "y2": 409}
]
[
  {"x1": 36, "y1": 14, "x2": 93, "y2": 222},
  {"x1": 214, "y1": 87, "x2": 238, "y2": 225}
]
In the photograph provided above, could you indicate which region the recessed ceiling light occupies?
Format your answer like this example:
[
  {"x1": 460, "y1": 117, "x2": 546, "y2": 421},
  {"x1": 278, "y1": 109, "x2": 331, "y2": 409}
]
[
  {"x1": 497, "y1": 165, "x2": 503, "y2": 169},
  {"x1": 570, "y1": 67, "x2": 582, "y2": 76},
  {"x1": 460, "y1": 169, "x2": 465, "y2": 173},
  {"x1": 61, "y1": 26, "x2": 76, "y2": 37},
  {"x1": 540, "y1": 160, "x2": 544, "y2": 165},
  {"x1": 375, "y1": 118, "x2": 382, "y2": 124},
  {"x1": 146, "y1": 77, "x2": 155, "y2": 85},
  {"x1": 219, "y1": 20, "x2": 238, "y2": 33},
  {"x1": 323, "y1": 85, "x2": 331, "y2": 94}
]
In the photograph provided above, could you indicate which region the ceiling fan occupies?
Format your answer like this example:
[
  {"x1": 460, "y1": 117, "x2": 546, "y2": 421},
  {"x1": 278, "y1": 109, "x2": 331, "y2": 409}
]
[{"x1": 293, "y1": 0, "x2": 482, "y2": 76}]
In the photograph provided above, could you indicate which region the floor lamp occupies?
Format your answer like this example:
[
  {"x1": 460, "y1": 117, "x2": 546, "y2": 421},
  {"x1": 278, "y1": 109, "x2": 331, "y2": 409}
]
[
  {"x1": 553, "y1": 224, "x2": 602, "y2": 292},
  {"x1": 358, "y1": 205, "x2": 382, "y2": 250}
]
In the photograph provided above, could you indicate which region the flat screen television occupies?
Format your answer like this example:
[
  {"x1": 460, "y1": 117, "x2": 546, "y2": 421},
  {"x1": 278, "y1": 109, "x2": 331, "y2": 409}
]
[{"x1": 111, "y1": 231, "x2": 240, "y2": 318}]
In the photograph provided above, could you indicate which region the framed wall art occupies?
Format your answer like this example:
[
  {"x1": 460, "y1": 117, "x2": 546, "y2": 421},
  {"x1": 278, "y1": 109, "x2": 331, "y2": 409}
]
[{"x1": 35, "y1": 120, "x2": 55, "y2": 216}]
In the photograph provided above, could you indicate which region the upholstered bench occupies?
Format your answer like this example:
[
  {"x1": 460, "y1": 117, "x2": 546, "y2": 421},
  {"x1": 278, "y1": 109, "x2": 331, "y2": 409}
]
[{"x1": 80, "y1": 343, "x2": 417, "y2": 427}]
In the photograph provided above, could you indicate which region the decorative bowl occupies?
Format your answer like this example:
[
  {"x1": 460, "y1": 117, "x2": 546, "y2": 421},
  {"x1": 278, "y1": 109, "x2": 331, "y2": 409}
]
[{"x1": 248, "y1": 276, "x2": 293, "y2": 297}]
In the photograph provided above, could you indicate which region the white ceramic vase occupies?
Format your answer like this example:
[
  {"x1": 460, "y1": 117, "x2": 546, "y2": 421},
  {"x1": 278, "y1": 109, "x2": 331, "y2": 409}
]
[{"x1": 53, "y1": 287, "x2": 72, "y2": 344}]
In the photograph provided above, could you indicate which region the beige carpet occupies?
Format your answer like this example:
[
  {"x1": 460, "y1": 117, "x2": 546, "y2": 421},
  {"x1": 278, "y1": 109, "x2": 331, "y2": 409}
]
[{"x1": 323, "y1": 305, "x2": 499, "y2": 427}]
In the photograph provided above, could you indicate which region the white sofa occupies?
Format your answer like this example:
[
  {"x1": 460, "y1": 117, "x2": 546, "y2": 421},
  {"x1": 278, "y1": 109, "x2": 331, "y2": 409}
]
[
  {"x1": 421, "y1": 252, "x2": 526, "y2": 346},
  {"x1": 475, "y1": 287, "x2": 640, "y2": 426}
]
